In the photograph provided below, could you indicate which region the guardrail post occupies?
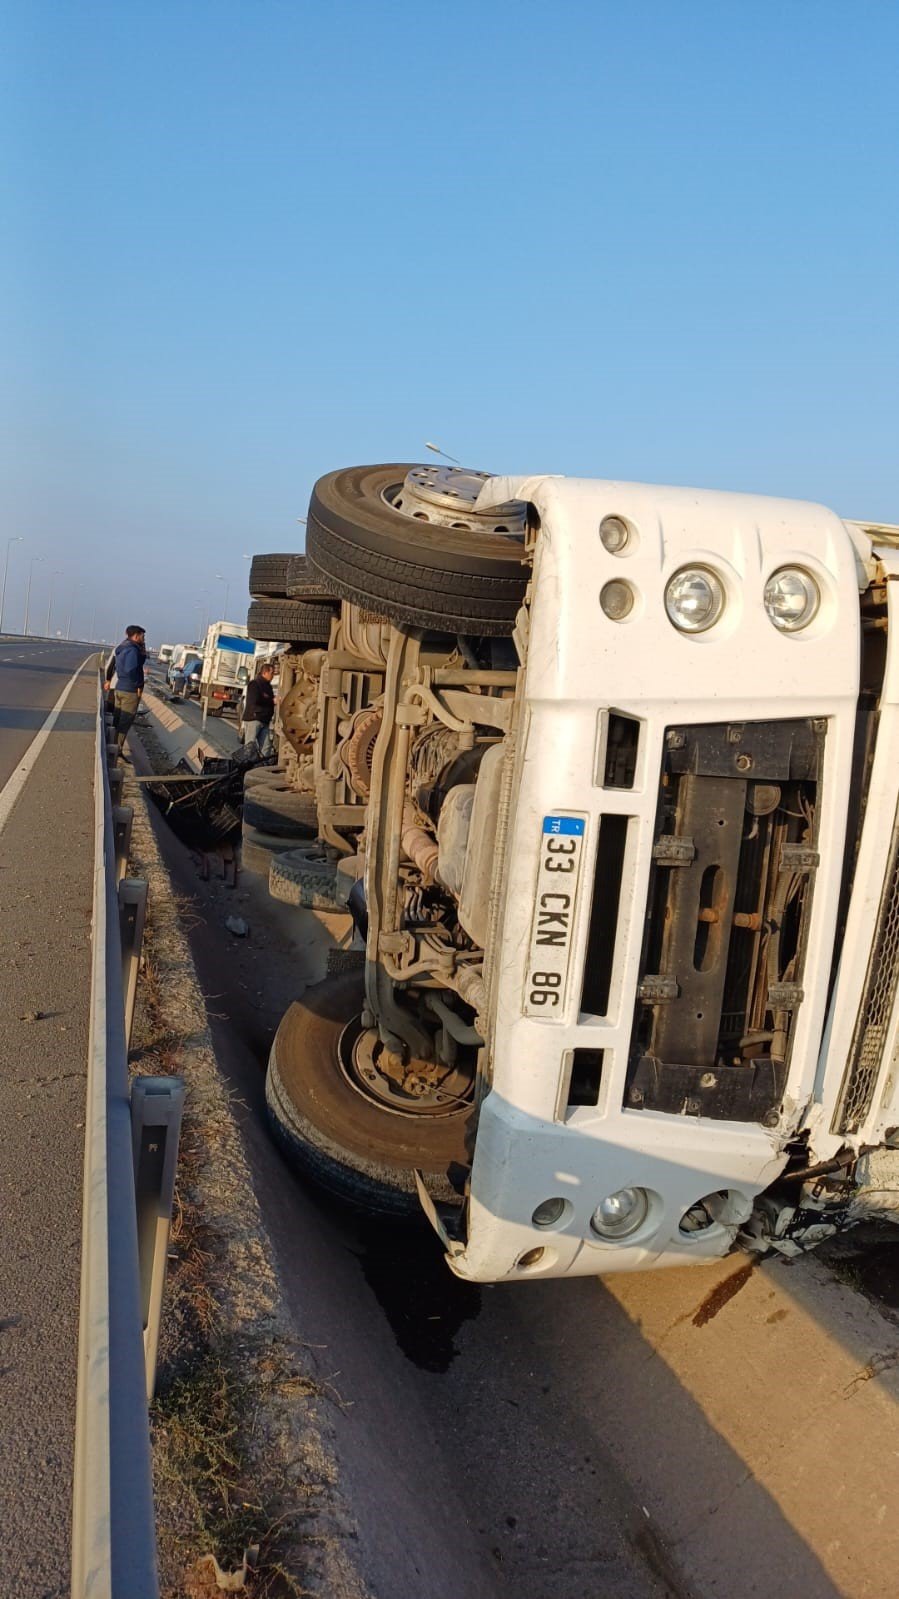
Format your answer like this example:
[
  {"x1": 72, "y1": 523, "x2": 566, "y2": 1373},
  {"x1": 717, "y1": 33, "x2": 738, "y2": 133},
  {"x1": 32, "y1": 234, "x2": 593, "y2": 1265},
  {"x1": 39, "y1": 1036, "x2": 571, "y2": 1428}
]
[
  {"x1": 108, "y1": 766, "x2": 124, "y2": 806},
  {"x1": 119, "y1": 877, "x2": 148, "y2": 1050},
  {"x1": 131, "y1": 1077, "x2": 186, "y2": 1401},
  {"x1": 112, "y1": 804, "x2": 134, "y2": 884},
  {"x1": 106, "y1": 740, "x2": 120, "y2": 766}
]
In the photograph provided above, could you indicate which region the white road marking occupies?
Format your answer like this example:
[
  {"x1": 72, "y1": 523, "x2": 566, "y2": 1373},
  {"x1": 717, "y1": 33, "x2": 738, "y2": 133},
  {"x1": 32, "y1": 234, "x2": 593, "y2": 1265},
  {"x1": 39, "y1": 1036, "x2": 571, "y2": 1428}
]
[{"x1": 0, "y1": 655, "x2": 94, "y2": 838}]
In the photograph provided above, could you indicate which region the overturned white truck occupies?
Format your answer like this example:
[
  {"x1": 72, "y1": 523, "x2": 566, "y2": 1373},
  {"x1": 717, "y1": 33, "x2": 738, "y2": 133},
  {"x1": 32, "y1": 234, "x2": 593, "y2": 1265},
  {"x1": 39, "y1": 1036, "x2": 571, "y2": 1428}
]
[{"x1": 246, "y1": 463, "x2": 899, "y2": 1282}]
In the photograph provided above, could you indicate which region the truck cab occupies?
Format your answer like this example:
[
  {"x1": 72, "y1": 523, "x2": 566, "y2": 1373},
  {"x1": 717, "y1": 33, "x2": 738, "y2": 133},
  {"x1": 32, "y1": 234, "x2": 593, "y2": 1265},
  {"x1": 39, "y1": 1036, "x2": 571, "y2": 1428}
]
[{"x1": 249, "y1": 465, "x2": 899, "y2": 1283}]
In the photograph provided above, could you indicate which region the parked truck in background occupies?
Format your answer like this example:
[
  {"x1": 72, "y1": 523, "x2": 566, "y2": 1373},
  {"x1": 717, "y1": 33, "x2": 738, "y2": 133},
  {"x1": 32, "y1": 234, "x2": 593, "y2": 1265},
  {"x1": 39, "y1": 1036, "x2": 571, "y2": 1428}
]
[
  {"x1": 199, "y1": 620, "x2": 256, "y2": 719},
  {"x1": 244, "y1": 463, "x2": 899, "y2": 1285}
]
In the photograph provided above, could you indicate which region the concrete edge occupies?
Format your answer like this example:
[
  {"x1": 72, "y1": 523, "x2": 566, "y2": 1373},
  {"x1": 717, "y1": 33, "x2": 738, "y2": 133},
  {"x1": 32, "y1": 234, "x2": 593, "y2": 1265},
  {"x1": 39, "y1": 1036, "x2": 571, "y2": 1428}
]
[{"x1": 139, "y1": 686, "x2": 235, "y2": 772}]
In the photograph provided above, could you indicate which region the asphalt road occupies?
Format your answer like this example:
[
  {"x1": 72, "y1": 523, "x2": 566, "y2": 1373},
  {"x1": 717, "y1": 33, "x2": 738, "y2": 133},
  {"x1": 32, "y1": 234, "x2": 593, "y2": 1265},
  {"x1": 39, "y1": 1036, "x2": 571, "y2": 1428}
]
[{"x1": 0, "y1": 636, "x2": 98, "y2": 1597}]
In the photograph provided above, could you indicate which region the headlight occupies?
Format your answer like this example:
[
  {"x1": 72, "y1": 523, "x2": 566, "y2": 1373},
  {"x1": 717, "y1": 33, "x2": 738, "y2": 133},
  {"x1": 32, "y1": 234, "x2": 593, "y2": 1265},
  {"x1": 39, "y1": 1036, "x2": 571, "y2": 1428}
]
[
  {"x1": 590, "y1": 1185, "x2": 649, "y2": 1239},
  {"x1": 665, "y1": 566, "x2": 725, "y2": 633},
  {"x1": 763, "y1": 566, "x2": 820, "y2": 633}
]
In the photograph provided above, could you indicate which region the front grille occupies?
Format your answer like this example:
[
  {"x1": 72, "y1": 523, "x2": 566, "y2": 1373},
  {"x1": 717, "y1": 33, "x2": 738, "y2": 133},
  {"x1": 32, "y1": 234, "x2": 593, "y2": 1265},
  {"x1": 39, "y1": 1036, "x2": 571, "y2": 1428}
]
[
  {"x1": 834, "y1": 808, "x2": 899, "y2": 1134},
  {"x1": 627, "y1": 718, "x2": 823, "y2": 1123}
]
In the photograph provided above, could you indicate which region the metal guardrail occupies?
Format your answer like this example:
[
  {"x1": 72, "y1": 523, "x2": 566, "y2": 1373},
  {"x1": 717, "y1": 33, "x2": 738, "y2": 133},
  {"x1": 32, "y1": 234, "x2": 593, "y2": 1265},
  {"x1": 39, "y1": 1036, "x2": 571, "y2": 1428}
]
[{"x1": 72, "y1": 684, "x2": 184, "y2": 1598}]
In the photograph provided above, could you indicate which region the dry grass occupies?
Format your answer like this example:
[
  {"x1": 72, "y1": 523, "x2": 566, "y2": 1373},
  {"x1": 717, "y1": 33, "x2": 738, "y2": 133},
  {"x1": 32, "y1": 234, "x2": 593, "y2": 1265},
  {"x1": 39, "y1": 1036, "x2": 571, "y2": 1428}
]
[{"x1": 136, "y1": 899, "x2": 323, "y2": 1596}]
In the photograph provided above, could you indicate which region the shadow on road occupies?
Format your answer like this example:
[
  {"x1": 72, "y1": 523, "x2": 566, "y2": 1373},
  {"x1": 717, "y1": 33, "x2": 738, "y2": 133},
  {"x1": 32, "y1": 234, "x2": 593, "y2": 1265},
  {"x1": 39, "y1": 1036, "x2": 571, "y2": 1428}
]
[{"x1": 0, "y1": 707, "x2": 97, "y2": 732}]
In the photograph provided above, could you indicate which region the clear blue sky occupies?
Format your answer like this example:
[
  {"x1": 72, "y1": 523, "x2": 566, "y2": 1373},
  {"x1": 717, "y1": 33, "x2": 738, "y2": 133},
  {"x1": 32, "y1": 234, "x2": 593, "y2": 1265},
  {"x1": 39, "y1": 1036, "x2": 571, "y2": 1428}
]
[{"x1": 2, "y1": 1, "x2": 897, "y2": 644}]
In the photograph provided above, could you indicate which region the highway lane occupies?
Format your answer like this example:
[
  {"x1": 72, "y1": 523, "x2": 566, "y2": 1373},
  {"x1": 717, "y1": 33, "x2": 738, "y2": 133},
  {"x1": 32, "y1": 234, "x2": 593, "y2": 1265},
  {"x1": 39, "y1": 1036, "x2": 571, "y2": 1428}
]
[
  {"x1": 0, "y1": 639, "x2": 98, "y2": 1598},
  {"x1": 0, "y1": 636, "x2": 97, "y2": 790}
]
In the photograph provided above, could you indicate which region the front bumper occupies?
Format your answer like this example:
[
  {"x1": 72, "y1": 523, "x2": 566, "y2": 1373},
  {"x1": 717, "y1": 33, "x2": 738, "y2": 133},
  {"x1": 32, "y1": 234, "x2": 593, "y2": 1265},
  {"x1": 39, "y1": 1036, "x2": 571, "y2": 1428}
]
[{"x1": 452, "y1": 477, "x2": 864, "y2": 1282}]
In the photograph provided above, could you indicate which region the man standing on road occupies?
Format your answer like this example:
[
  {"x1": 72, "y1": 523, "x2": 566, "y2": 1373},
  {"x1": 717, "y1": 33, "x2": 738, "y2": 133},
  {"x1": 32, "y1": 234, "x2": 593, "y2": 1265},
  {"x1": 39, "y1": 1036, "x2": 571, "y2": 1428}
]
[
  {"x1": 104, "y1": 624, "x2": 147, "y2": 753},
  {"x1": 243, "y1": 661, "x2": 276, "y2": 757}
]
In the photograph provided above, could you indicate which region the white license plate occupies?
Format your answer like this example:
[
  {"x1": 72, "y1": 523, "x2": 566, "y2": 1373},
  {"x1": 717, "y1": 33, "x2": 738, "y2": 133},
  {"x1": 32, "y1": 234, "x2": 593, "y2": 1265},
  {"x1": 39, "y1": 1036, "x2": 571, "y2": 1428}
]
[{"x1": 524, "y1": 815, "x2": 587, "y2": 1018}]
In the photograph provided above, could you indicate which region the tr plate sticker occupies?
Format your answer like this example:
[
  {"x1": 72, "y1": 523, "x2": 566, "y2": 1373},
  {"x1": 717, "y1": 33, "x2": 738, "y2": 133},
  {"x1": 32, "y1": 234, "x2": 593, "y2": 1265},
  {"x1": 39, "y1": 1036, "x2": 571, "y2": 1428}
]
[{"x1": 524, "y1": 815, "x2": 587, "y2": 1018}]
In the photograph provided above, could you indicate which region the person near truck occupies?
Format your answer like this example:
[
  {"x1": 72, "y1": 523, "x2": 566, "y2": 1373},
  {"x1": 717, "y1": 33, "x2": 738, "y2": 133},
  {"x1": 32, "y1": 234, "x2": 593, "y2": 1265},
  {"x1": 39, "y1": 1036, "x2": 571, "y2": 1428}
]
[
  {"x1": 104, "y1": 624, "x2": 147, "y2": 751},
  {"x1": 243, "y1": 661, "x2": 276, "y2": 757}
]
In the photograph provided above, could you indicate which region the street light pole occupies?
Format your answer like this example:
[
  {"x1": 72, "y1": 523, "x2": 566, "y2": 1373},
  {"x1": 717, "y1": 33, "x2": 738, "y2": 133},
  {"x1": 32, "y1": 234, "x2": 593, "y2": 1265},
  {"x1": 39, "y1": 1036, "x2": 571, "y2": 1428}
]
[
  {"x1": 214, "y1": 574, "x2": 229, "y2": 621},
  {"x1": 66, "y1": 584, "x2": 82, "y2": 640},
  {"x1": 46, "y1": 570, "x2": 62, "y2": 637},
  {"x1": 23, "y1": 557, "x2": 42, "y2": 636},
  {"x1": 0, "y1": 536, "x2": 23, "y2": 635}
]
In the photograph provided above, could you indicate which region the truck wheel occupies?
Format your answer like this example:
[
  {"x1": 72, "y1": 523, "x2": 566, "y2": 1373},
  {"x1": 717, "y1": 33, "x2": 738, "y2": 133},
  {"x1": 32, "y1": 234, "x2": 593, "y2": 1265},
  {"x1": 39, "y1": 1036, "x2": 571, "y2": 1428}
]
[
  {"x1": 268, "y1": 845, "x2": 344, "y2": 910},
  {"x1": 285, "y1": 555, "x2": 339, "y2": 603},
  {"x1": 265, "y1": 972, "x2": 470, "y2": 1215},
  {"x1": 249, "y1": 553, "x2": 293, "y2": 598},
  {"x1": 242, "y1": 764, "x2": 288, "y2": 788},
  {"x1": 243, "y1": 788, "x2": 318, "y2": 838},
  {"x1": 305, "y1": 463, "x2": 529, "y2": 636},
  {"x1": 241, "y1": 824, "x2": 313, "y2": 875},
  {"x1": 247, "y1": 599, "x2": 334, "y2": 645}
]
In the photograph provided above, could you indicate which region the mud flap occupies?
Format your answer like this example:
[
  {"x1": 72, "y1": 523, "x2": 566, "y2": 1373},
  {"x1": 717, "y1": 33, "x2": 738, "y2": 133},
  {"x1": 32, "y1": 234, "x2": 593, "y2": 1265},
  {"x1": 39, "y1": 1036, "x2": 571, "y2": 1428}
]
[{"x1": 414, "y1": 1170, "x2": 465, "y2": 1259}]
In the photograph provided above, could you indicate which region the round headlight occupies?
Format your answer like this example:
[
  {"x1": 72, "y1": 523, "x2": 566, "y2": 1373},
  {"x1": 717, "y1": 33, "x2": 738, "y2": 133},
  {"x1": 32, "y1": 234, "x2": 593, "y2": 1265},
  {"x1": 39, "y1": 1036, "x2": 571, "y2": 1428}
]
[
  {"x1": 600, "y1": 579, "x2": 635, "y2": 621},
  {"x1": 763, "y1": 566, "x2": 820, "y2": 633},
  {"x1": 665, "y1": 567, "x2": 726, "y2": 633},
  {"x1": 590, "y1": 1185, "x2": 649, "y2": 1240}
]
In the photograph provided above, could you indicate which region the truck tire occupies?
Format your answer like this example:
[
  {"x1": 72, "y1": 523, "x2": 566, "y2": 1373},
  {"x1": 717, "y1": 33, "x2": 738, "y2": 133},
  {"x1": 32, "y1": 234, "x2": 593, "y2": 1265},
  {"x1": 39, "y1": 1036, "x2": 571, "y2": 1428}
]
[
  {"x1": 285, "y1": 555, "x2": 339, "y2": 603},
  {"x1": 305, "y1": 463, "x2": 528, "y2": 636},
  {"x1": 249, "y1": 553, "x2": 293, "y2": 598},
  {"x1": 265, "y1": 972, "x2": 469, "y2": 1215},
  {"x1": 243, "y1": 764, "x2": 288, "y2": 786},
  {"x1": 247, "y1": 599, "x2": 334, "y2": 645},
  {"x1": 268, "y1": 846, "x2": 344, "y2": 910},
  {"x1": 243, "y1": 787, "x2": 318, "y2": 838},
  {"x1": 241, "y1": 824, "x2": 312, "y2": 875}
]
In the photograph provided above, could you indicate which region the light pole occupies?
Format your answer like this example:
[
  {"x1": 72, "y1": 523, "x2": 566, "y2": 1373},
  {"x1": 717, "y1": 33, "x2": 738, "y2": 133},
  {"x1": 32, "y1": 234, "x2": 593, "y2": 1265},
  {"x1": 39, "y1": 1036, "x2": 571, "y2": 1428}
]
[
  {"x1": 66, "y1": 584, "x2": 83, "y2": 640},
  {"x1": 23, "y1": 557, "x2": 42, "y2": 636},
  {"x1": 213, "y1": 574, "x2": 229, "y2": 622},
  {"x1": 195, "y1": 596, "x2": 208, "y2": 641},
  {"x1": 46, "y1": 570, "x2": 62, "y2": 636},
  {"x1": 0, "y1": 536, "x2": 23, "y2": 635},
  {"x1": 425, "y1": 440, "x2": 461, "y2": 465}
]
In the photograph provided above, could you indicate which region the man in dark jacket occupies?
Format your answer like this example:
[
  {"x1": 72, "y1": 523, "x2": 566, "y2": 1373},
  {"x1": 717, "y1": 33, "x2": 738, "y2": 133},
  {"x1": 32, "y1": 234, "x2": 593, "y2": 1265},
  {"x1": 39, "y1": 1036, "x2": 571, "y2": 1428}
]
[
  {"x1": 104, "y1": 625, "x2": 147, "y2": 751},
  {"x1": 243, "y1": 662, "x2": 276, "y2": 757}
]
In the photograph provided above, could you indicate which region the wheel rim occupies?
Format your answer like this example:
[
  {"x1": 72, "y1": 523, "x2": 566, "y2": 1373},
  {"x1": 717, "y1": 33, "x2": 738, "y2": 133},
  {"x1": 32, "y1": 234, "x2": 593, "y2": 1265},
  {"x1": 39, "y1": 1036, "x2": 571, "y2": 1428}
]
[
  {"x1": 381, "y1": 465, "x2": 528, "y2": 537},
  {"x1": 337, "y1": 1016, "x2": 472, "y2": 1119}
]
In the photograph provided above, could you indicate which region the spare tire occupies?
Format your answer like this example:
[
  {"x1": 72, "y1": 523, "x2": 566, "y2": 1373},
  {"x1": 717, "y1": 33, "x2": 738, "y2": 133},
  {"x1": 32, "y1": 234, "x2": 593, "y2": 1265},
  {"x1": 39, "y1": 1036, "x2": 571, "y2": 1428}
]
[
  {"x1": 249, "y1": 553, "x2": 295, "y2": 598},
  {"x1": 306, "y1": 463, "x2": 529, "y2": 636},
  {"x1": 247, "y1": 599, "x2": 334, "y2": 645}
]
